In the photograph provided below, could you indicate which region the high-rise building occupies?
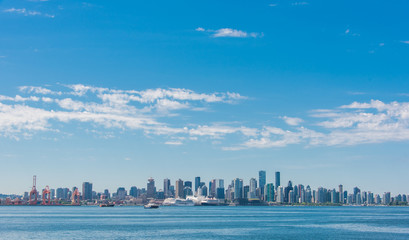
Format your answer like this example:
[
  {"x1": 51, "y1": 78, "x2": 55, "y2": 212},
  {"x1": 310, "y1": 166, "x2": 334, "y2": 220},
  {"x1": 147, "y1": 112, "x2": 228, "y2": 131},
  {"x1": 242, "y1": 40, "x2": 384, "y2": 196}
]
[
  {"x1": 129, "y1": 186, "x2": 138, "y2": 198},
  {"x1": 258, "y1": 170, "x2": 266, "y2": 197},
  {"x1": 104, "y1": 189, "x2": 110, "y2": 199},
  {"x1": 147, "y1": 178, "x2": 156, "y2": 198},
  {"x1": 264, "y1": 183, "x2": 274, "y2": 202},
  {"x1": 383, "y1": 192, "x2": 391, "y2": 205},
  {"x1": 184, "y1": 181, "x2": 192, "y2": 189},
  {"x1": 163, "y1": 178, "x2": 171, "y2": 198},
  {"x1": 275, "y1": 172, "x2": 280, "y2": 190},
  {"x1": 209, "y1": 179, "x2": 216, "y2": 197},
  {"x1": 82, "y1": 182, "x2": 93, "y2": 200},
  {"x1": 248, "y1": 178, "x2": 258, "y2": 199},
  {"x1": 175, "y1": 179, "x2": 184, "y2": 199},
  {"x1": 284, "y1": 181, "x2": 293, "y2": 203},
  {"x1": 276, "y1": 186, "x2": 284, "y2": 203},
  {"x1": 116, "y1": 187, "x2": 126, "y2": 200},
  {"x1": 195, "y1": 177, "x2": 201, "y2": 193},
  {"x1": 233, "y1": 178, "x2": 243, "y2": 200},
  {"x1": 339, "y1": 185, "x2": 343, "y2": 203},
  {"x1": 215, "y1": 179, "x2": 225, "y2": 199}
]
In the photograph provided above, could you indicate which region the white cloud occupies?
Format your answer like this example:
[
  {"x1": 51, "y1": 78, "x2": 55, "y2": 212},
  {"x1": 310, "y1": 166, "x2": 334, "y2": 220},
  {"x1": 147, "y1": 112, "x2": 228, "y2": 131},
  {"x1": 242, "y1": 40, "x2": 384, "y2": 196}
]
[
  {"x1": 19, "y1": 86, "x2": 61, "y2": 95},
  {"x1": 195, "y1": 27, "x2": 205, "y2": 32},
  {"x1": 4, "y1": 85, "x2": 409, "y2": 151},
  {"x1": 269, "y1": 4, "x2": 278, "y2": 7},
  {"x1": 197, "y1": 28, "x2": 262, "y2": 38},
  {"x1": 282, "y1": 116, "x2": 303, "y2": 126},
  {"x1": 401, "y1": 41, "x2": 409, "y2": 44},
  {"x1": 165, "y1": 141, "x2": 183, "y2": 145},
  {"x1": 213, "y1": 28, "x2": 248, "y2": 38},
  {"x1": 3, "y1": 8, "x2": 54, "y2": 18}
]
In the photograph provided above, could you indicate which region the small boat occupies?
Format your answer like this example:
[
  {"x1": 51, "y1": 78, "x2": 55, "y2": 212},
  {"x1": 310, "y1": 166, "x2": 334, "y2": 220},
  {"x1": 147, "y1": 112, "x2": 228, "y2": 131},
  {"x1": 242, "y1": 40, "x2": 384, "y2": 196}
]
[
  {"x1": 144, "y1": 203, "x2": 159, "y2": 209},
  {"x1": 100, "y1": 203, "x2": 115, "y2": 207}
]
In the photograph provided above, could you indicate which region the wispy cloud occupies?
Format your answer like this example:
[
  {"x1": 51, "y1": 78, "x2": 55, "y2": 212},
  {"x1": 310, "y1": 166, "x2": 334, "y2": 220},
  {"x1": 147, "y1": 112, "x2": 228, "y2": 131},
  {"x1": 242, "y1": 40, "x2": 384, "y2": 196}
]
[
  {"x1": 292, "y1": 2, "x2": 309, "y2": 6},
  {"x1": 401, "y1": 41, "x2": 409, "y2": 44},
  {"x1": 3, "y1": 8, "x2": 54, "y2": 18},
  {"x1": 0, "y1": 85, "x2": 248, "y2": 141},
  {"x1": 282, "y1": 116, "x2": 303, "y2": 126},
  {"x1": 196, "y1": 27, "x2": 262, "y2": 38}
]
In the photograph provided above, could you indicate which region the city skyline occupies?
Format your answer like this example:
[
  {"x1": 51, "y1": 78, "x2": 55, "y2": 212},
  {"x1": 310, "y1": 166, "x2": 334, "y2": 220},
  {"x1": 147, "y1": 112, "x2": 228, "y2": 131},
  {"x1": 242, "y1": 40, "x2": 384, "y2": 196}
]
[
  {"x1": 8, "y1": 171, "x2": 405, "y2": 207},
  {"x1": 1, "y1": 0, "x2": 409, "y2": 195}
]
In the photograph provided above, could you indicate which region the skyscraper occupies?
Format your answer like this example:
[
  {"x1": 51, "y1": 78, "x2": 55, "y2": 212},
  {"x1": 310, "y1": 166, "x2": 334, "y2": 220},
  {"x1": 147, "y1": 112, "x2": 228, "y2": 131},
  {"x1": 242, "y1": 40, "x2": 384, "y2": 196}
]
[
  {"x1": 184, "y1": 181, "x2": 192, "y2": 189},
  {"x1": 129, "y1": 186, "x2": 138, "y2": 198},
  {"x1": 82, "y1": 182, "x2": 93, "y2": 200},
  {"x1": 163, "y1": 178, "x2": 171, "y2": 198},
  {"x1": 264, "y1": 183, "x2": 274, "y2": 202},
  {"x1": 233, "y1": 178, "x2": 243, "y2": 200},
  {"x1": 147, "y1": 178, "x2": 156, "y2": 198},
  {"x1": 248, "y1": 178, "x2": 257, "y2": 199},
  {"x1": 175, "y1": 179, "x2": 184, "y2": 199},
  {"x1": 194, "y1": 177, "x2": 201, "y2": 193},
  {"x1": 258, "y1": 170, "x2": 266, "y2": 197},
  {"x1": 215, "y1": 179, "x2": 225, "y2": 199},
  {"x1": 275, "y1": 172, "x2": 280, "y2": 190},
  {"x1": 339, "y1": 185, "x2": 343, "y2": 203}
]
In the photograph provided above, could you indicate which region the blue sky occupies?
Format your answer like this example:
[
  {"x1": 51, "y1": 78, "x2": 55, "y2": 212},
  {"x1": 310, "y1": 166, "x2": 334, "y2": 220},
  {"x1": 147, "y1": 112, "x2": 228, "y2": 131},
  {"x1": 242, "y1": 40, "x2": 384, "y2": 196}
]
[{"x1": 1, "y1": 0, "x2": 409, "y2": 195}]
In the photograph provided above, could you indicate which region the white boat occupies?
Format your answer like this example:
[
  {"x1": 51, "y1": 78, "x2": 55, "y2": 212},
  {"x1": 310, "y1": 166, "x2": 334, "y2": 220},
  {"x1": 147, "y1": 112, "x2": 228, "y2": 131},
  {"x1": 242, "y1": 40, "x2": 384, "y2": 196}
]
[
  {"x1": 201, "y1": 198, "x2": 219, "y2": 206},
  {"x1": 144, "y1": 202, "x2": 159, "y2": 209}
]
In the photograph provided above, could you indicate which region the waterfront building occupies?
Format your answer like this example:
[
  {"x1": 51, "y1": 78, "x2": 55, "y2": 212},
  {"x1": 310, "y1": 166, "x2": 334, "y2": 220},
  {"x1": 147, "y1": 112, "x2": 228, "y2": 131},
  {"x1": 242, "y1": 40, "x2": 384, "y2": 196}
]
[
  {"x1": 284, "y1": 181, "x2": 293, "y2": 203},
  {"x1": 316, "y1": 187, "x2": 324, "y2": 203},
  {"x1": 156, "y1": 190, "x2": 165, "y2": 199},
  {"x1": 276, "y1": 186, "x2": 284, "y2": 203},
  {"x1": 194, "y1": 177, "x2": 201, "y2": 193},
  {"x1": 175, "y1": 179, "x2": 184, "y2": 198},
  {"x1": 264, "y1": 183, "x2": 274, "y2": 202},
  {"x1": 383, "y1": 192, "x2": 391, "y2": 205},
  {"x1": 243, "y1": 185, "x2": 249, "y2": 199},
  {"x1": 233, "y1": 178, "x2": 243, "y2": 200},
  {"x1": 184, "y1": 181, "x2": 192, "y2": 189},
  {"x1": 353, "y1": 187, "x2": 360, "y2": 204},
  {"x1": 129, "y1": 186, "x2": 138, "y2": 198},
  {"x1": 258, "y1": 171, "x2": 266, "y2": 198},
  {"x1": 104, "y1": 189, "x2": 110, "y2": 199},
  {"x1": 116, "y1": 187, "x2": 126, "y2": 200},
  {"x1": 347, "y1": 194, "x2": 353, "y2": 204},
  {"x1": 339, "y1": 185, "x2": 343, "y2": 203},
  {"x1": 147, "y1": 178, "x2": 156, "y2": 198},
  {"x1": 197, "y1": 185, "x2": 208, "y2": 197},
  {"x1": 248, "y1": 178, "x2": 257, "y2": 199},
  {"x1": 163, "y1": 178, "x2": 171, "y2": 198},
  {"x1": 215, "y1": 179, "x2": 225, "y2": 199},
  {"x1": 82, "y1": 182, "x2": 93, "y2": 201},
  {"x1": 331, "y1": 189, "x2": 338, "y2": 204},
  {"x1": 275, "y1": 172, "x2": 280, "y2": 190},
  {"x1": 183, "y1": 187, "x2": 193, "y2": 198},
  {"x1": 367, "y1": 192, "x2": 374, "y2": 204}
]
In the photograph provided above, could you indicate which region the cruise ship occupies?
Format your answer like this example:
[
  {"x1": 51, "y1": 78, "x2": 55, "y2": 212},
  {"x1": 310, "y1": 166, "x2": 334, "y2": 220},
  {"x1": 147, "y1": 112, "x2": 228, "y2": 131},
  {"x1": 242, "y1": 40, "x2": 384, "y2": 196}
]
[{"x1": 162, "y1": 198, "x2": 195, "y2": 206}]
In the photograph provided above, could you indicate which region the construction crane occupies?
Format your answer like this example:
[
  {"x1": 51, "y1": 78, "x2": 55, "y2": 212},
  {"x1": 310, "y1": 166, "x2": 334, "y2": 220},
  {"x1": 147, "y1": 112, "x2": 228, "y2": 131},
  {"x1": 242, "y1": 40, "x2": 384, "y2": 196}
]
[{"x1": 29, "y1": 175, "x2": 38, "y2": 205}]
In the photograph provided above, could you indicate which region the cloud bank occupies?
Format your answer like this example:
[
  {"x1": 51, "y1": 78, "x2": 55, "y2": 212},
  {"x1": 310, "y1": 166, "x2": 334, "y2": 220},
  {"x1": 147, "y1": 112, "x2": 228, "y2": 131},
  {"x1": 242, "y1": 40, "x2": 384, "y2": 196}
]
[{"x1": 1, "y1": 85, "x2": 409, "y2": 149}]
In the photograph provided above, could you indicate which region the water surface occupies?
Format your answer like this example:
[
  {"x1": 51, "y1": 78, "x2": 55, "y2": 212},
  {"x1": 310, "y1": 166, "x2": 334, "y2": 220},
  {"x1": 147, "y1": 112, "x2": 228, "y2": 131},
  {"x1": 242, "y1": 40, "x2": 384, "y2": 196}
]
[{"x1": 1, "y1": 206, "x2": 408, "y2": 239}]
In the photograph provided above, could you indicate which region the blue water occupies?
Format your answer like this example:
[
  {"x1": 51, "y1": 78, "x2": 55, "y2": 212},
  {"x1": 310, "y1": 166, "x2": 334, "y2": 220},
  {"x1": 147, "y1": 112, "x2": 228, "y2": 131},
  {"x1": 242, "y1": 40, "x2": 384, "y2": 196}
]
[{"x1": 1, "y1": 206, "x2": 409, "y2": 239}]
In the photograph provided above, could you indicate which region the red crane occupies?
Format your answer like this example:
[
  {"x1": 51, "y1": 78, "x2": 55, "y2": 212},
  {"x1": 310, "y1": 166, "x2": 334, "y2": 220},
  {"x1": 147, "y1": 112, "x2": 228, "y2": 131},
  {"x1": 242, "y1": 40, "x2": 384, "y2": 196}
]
[
  {"x1": 72, "y1": 188, "x2": 80, "y2": 205},
  {"x1": 29, "y1": 175, "x2": 38, "y2": 205},
  {"x1": 42, "y1": 186, "x2": 51, "y2": 205}
]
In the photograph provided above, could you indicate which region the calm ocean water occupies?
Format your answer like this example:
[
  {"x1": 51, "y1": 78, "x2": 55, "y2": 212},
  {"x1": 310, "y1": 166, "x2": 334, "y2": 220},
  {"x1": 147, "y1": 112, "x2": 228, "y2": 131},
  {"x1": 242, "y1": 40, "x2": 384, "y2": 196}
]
[{"x1": 1, "y1": 206, "x2": 409, "y2": 239}]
